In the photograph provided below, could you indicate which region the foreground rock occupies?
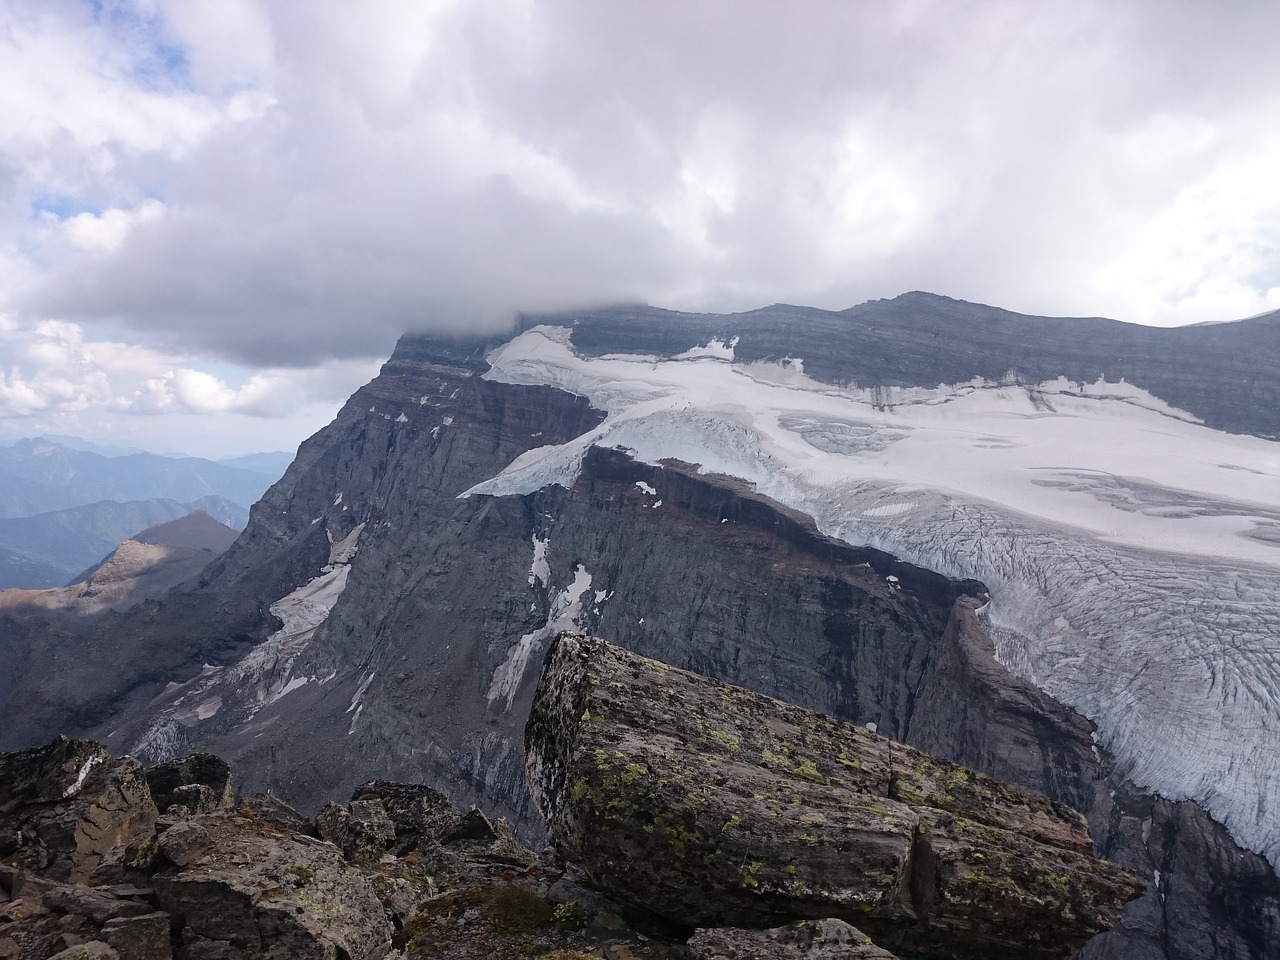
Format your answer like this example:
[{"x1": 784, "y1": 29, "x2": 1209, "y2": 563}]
[
  {"x1": 0, "y1": 737, "x2": 157, "y2": 884},
  {"x1": 526, "y1": 635, "x2": 1145, "y2": 960},
  {"x1": 689, "y1": 919, "x2": 899, "y2": 959},
  {"x1": 0, "y1": 737, "x2": 696, "y2": 960}
]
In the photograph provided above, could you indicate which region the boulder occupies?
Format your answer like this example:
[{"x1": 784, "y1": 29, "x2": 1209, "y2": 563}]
[
  {"x1": 525, "y1": 635, "x2": 1146, "y2": 960},
  {"x1": 689, "y1": 918, "x2": 900, "y2": 959},
  {"x1": 349, "y1": 780, "x2": 458, "y2": 850},
  {"x1": 145, "y1": 754, "x2": 233, "y2": 816},
  {"x1": 315, "y1": 799, "x2": 395, "y2": 863},
  {"x1": 0, "y1": 737, "x2": 157, "y2": 883},
  {"x1": 102, "y1": 912, "x2": 173, "y2": 960},
  {"x1": 151, "y1": 810, "x2": 393, "y2": 960}
]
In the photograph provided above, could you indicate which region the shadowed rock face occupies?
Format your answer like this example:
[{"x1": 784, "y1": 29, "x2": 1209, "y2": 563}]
[
  {"x1": 0, "y1": 737, "x2": 158, "y2": 885},
  {"x1": 526, "y1": 635, "x2": 1145, "y2": 960}
]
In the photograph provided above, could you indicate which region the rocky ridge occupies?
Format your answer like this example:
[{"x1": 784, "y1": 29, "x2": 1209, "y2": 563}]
[
  {"x1": 1, "y1": 636, "x2": 1142, "y2": 960},
  {"x1": 0, "y1": 295, "x2": 1277, "y2": 958}
]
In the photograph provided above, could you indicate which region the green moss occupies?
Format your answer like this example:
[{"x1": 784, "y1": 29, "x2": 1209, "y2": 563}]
[
  {"x1": 701, "y1": 730, "x2": 741, "y2": 752},
  {"x1": 761, "y1": 748, "x2": 794, "y2": 770},
  {"x1": 794, "y1": 761, "x2": 828, "y2": 784},
  {"x1": 285, "y1": 864, "x2": 317, "y2": 885}
]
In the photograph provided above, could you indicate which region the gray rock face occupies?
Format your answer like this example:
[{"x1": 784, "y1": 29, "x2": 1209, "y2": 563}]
[
  {"x1": 0, "y1": 299, "x2": 1277, "y2": 958},
  {"x1": 145, "y1": 754, "x2": 234, "y2": 816},
  {"x1": 151, "y1": 811, "x2": 393, "y2": 960},
  {"x1": 0, "y1": 737, "x2": 157, "y2": 884}
]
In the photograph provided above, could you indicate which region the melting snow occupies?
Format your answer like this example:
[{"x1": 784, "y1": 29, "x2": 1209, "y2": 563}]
[
  {"x1": 635, "y1": 481, "x2": 657, "y2": 496},
  {"x1": 488, "y1": 564, "x2": 593, "y2": 709},
  {"x1": 529, "y1": 536, "x2": 550, "y2": 588},
  {"x1": 129, "y1": 521, "x2": 368, "y2": 760},
  {"x1": 62, "y1": 755, "x2": 102, "y2": 798},
  {"x1": 470, "y1": 325, "x2": 1280, "y2": 870}
]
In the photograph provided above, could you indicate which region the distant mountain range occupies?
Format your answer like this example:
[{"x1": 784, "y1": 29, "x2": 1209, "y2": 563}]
[
  {"x1": 0, "y1": 509, "x2": 241, "y2": 616},
  {"x1": 0, "y1": 496, "x2": 248, "y2": 589},
  {"x1": 0, "y1": 436, "x2": 288, "y2": 588},
  {"x1": 0, "y1": 436, "x2": 288, "y2": 519}
]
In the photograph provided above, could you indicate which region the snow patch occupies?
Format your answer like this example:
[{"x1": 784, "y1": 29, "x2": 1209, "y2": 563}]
[
  {"x1": 676, "y1": 336, "x2": 738, "y2": 361},
  {"x1": 488, "y1": 564, "x2": 593, "y2": 710},
  {"x1": 529, "y1": 536, "x2": 550, "y2": 588},
  {"x1": 128, "y1": 520, "x2": 368, "y2": 755},
  {"x1": 347, "y1": 670, "x2": 376, "y2": 714},
  {"x1": 396, "y1": 412, "x2": 409, "y2": 423},
  {"x1": 635, "y1": 481, "x2": 657, "y2": 496},
  {"x1": 62, "y1": 755, "x2": 102, "y2": 798}
]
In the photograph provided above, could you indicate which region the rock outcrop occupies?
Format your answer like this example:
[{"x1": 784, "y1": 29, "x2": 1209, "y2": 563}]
[
  {"x1": 0, "y1": 738, "x2": 157, "y2": 884},
  {"x1": 526, "y1": 635, "x2": 1145, "y2": 960},
  {"x1": 688, "y1": 919, "x2": 899, "y2": 960}
]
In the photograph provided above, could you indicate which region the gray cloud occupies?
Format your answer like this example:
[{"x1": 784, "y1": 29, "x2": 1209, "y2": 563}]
[{"x1": 7, "y1": 0, "x2": 1280, "y2": 371}]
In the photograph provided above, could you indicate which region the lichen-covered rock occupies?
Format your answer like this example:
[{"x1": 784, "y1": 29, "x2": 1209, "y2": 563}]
[
  {"x1": 349, "y1": 781, "x2": 459, "y2": 851},
  {"x1": 151, "y1": 810, "x2": 393, "y2": 960},
  {"x1": 526, "y1": 635, "x2": 1145, "y2": 960},
  {"x1": 0, "y1": 867, "x2": 164, "y2": 960},
  {"x1": 0, "y1": 737, "x2": 157, "y2": 883},
  {"x1": 315, "y1": 799, "x2": 395, "y2": 863},
  {"x1": 102, "y1": 911, "x2": 173, "y2": 960},
  {"x1": 145, "y1": 754, "x2": 233, "y2": 816},
  {"x1": 689, "y1": 919, "x2": 899, "y2": 959}
]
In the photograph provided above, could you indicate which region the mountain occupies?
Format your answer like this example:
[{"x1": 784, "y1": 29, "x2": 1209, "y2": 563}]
[
  {"x1": 0, "y1": 436, "x2": 282, "y2": 520},
  {"x1": 217, "y1": 450, "x2": 296, "y2": 476},
  {"x1": 1, "y1": 292, "x2": 1278, "y2": 958},
  {"x1": 0, "y1": 496, "x2": 248, "y2": 589},
  {"x1": 0, "y1": 509, "x2": 239, "y2": 616}
]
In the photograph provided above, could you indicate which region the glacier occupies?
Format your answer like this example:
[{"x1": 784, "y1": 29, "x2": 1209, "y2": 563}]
[
  {"x1": 129, "y1": 521, "x2": 367, "y2": 760},
  {"x1": 465, "y1": 327, "x2": 1280, "y2": 869}
]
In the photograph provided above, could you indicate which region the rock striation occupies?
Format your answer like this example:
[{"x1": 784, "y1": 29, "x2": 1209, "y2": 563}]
[{"x1": 527, "y1": 635, "x2": 1144, "y2": 960}]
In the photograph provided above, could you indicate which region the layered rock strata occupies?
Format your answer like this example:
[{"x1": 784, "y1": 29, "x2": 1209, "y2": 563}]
[{"x1": 526, "y1": 635, "x2": 1145, "y2": 960}]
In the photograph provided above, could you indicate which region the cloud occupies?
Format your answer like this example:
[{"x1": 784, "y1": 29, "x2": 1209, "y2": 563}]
[
  {"x1": 3, "y1": 0, "x2": 1280, "y2": 371},
  {"x1": 0, "y1": 313, "x2": 380, "y2": 456}
]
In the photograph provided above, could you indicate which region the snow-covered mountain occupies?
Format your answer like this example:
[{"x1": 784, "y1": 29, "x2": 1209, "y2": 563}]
[
  {"x1": 2, "y1": 292, "x2": 1278, "y2": 959},
  {"x1": 478, "y1": 318, "x2": 1280, "y2": 871}
]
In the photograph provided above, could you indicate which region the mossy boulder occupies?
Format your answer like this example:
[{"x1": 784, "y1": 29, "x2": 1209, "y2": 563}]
[{"x1": 525, "y1": 635, "x2": 1145, "y2": 960}]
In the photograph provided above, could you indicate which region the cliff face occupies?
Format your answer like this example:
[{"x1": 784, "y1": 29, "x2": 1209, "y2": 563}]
[{"x1": 1, "y1": 296, "x2": 1278, "y2": 959}]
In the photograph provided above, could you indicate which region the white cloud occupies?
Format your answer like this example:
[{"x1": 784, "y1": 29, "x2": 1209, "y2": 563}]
[
  {"x1": 0, "y1": 314, "x2": 379, "y2": 456},
  {"x1": 2, "y1": 0, "x2": 1280, "y2": 452}
]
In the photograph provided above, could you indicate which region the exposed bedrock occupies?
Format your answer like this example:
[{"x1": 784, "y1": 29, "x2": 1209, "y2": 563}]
[
  {"x1": 0, "y1": 737, "x2": 157, "y2": 885},
  {"x1": 525, "y1": 635, "x2": 1145, "y2": 960},
  {"x1": 1, "y1": 335, "x2": 1274, "y2": 959}
]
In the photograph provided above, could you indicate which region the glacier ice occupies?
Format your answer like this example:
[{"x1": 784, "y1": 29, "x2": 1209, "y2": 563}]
[
  {"x1": 129, "y1": 521, "x2": 368, "y2": 760},
  {"x1": 471, "y1": 327, "x2": 1280, "y2": 869}
]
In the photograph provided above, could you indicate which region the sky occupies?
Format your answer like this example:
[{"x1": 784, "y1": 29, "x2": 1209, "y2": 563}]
[{"x1": 1, "y1": 0, "x2": 1278, "y2": 458}]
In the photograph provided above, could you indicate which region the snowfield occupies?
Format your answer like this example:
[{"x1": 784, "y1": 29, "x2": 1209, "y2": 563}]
[{"x1": 468, "y1": 326, "x2": 1280, "y2": 869}]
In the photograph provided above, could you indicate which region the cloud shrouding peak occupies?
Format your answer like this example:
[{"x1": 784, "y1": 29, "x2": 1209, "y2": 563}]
[{"x1": 3, "y1": 1, "x2": 1280, "y2": 383}]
